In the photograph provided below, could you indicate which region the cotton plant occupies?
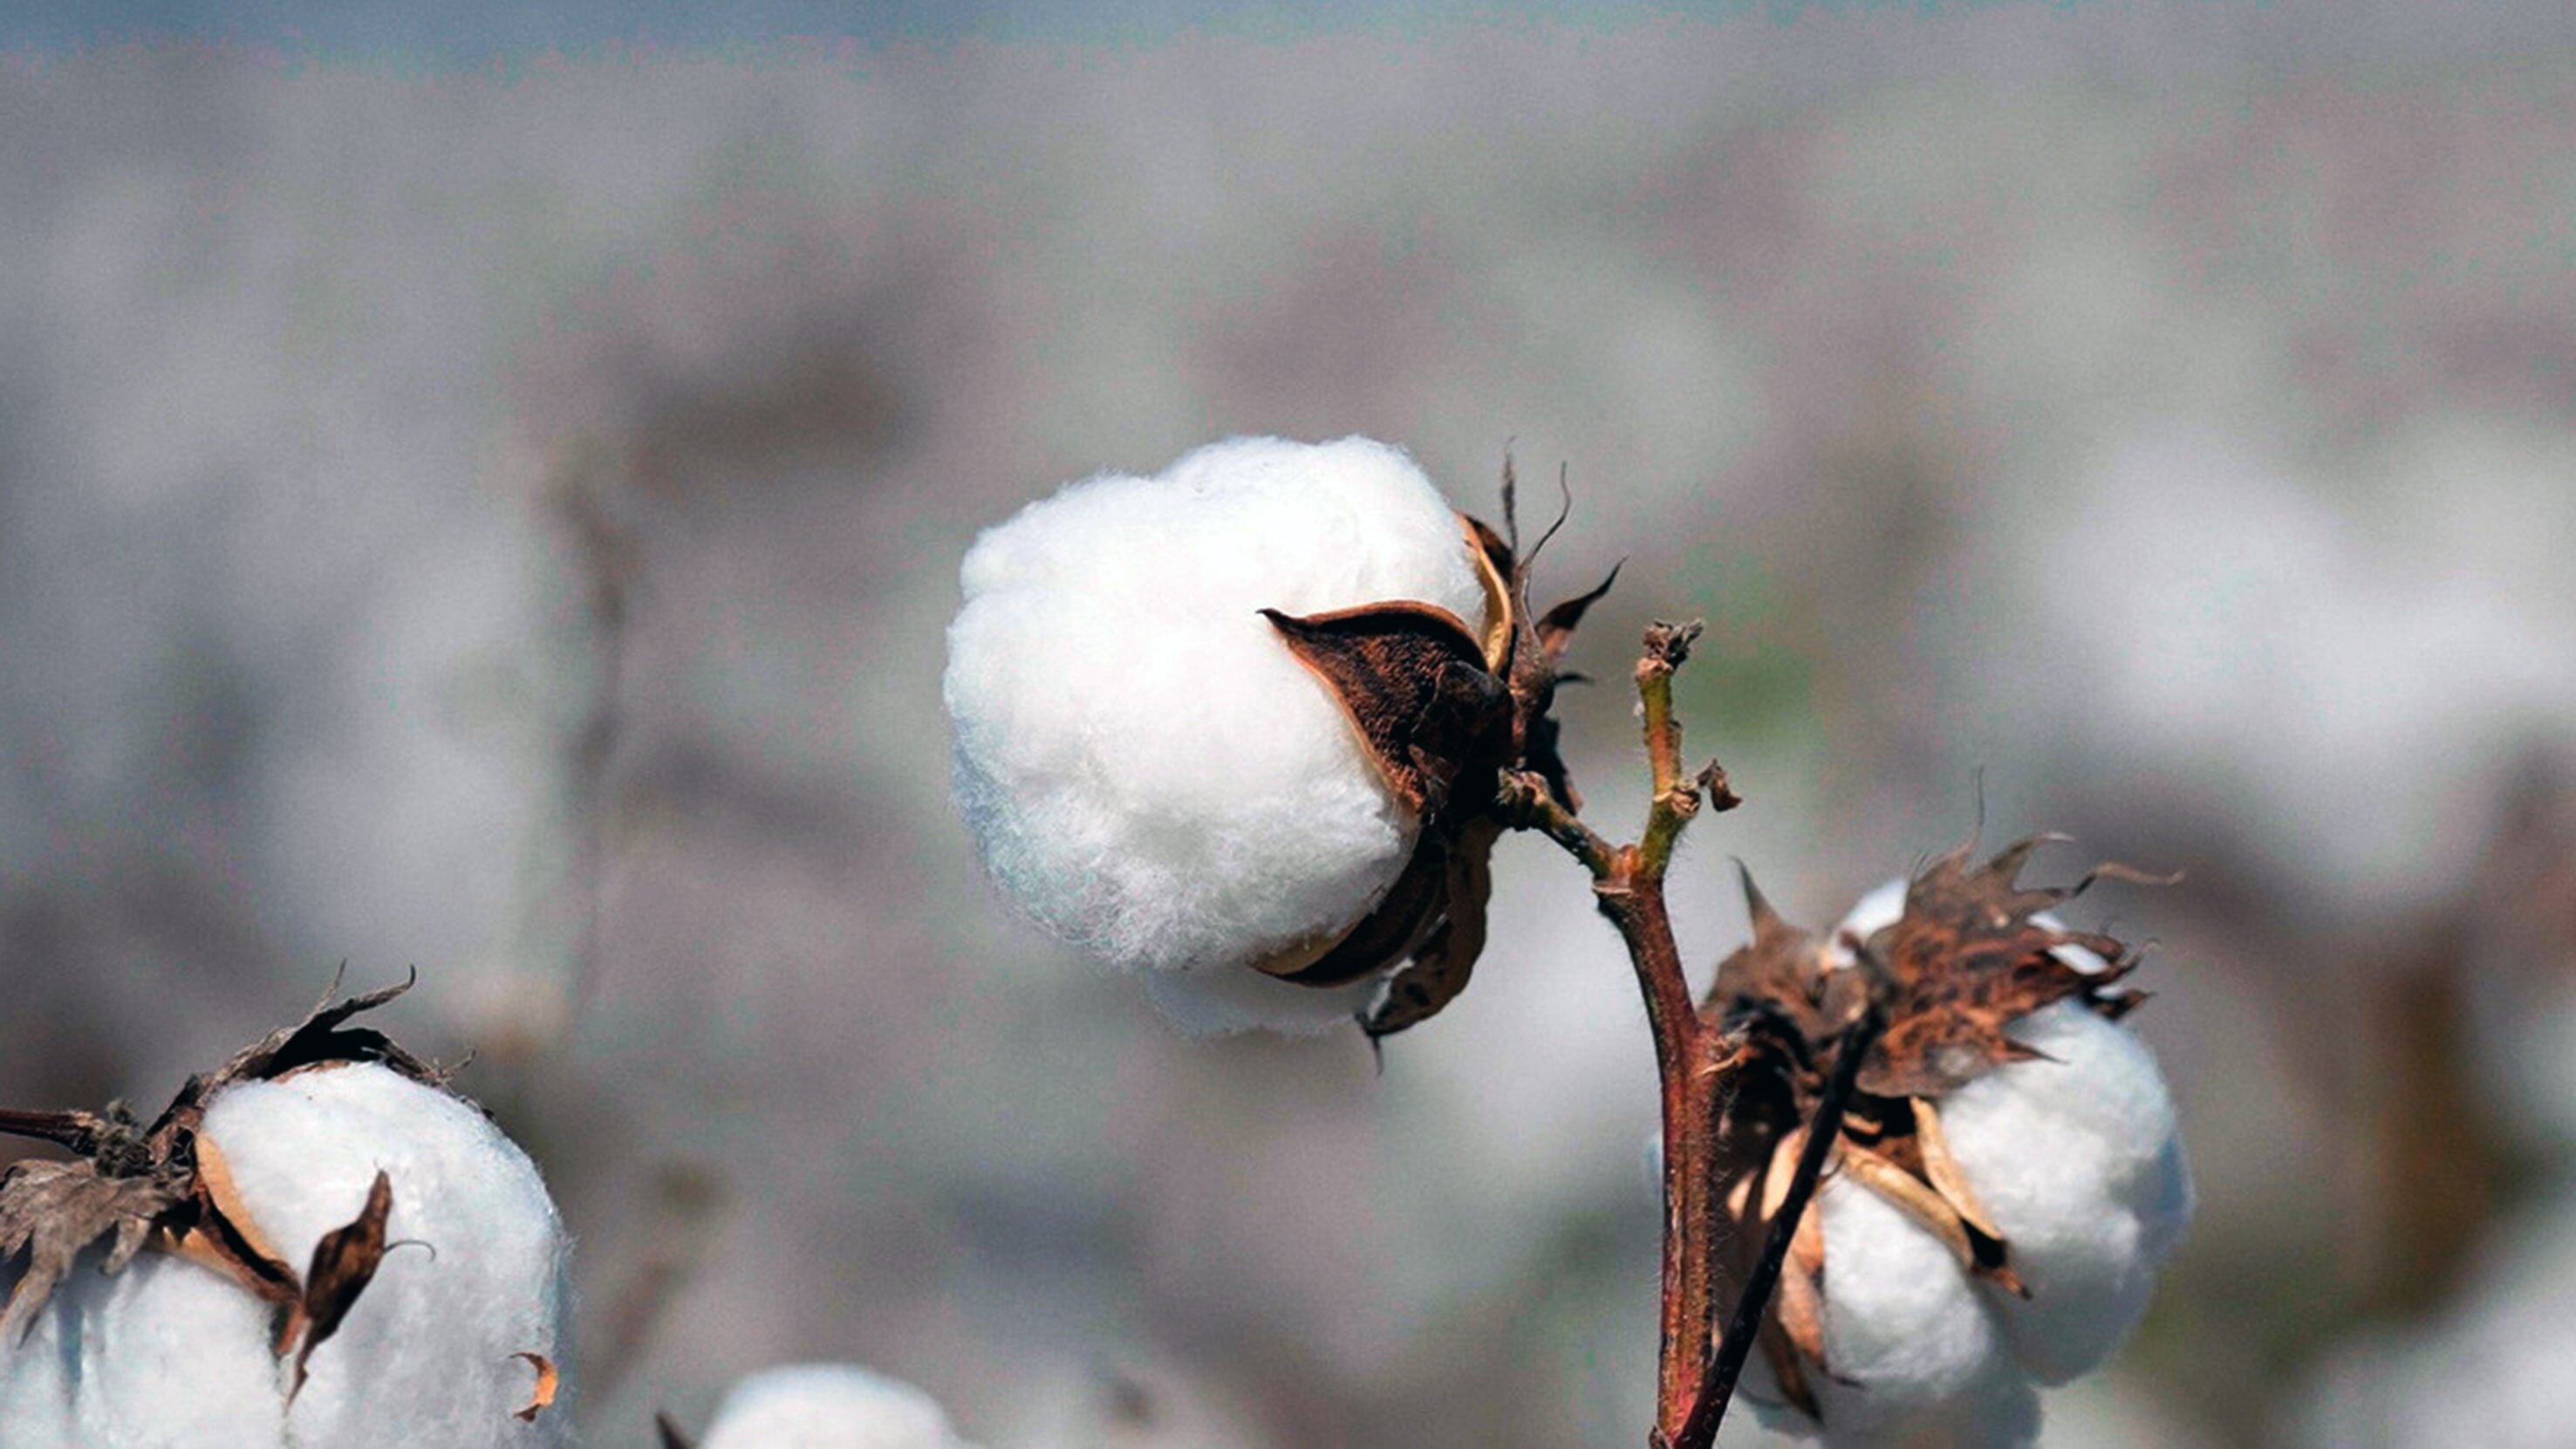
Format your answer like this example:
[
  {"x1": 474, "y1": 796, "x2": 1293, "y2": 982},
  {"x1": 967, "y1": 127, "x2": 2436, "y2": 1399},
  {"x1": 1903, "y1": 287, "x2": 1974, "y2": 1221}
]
[
  {"x1": 946, "y1": 435, "x2": 2192, "y2": 1446},
  {"x1": 0, "y1": 975, "x2": 571, "y2": 1446}
]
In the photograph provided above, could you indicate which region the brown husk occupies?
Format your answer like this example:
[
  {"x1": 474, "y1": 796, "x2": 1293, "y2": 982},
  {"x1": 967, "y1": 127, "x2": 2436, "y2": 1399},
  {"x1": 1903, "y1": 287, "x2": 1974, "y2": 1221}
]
[{"x1": 1255, "y1": 473, "x2": 1615, "y2": 1039}]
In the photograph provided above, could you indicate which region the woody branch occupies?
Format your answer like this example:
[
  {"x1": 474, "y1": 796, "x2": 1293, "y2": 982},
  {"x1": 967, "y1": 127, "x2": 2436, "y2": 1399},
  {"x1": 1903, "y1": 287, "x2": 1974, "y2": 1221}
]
[{"x1": 1503, "y1": 620, "x2": 1866, "y2": 1449}]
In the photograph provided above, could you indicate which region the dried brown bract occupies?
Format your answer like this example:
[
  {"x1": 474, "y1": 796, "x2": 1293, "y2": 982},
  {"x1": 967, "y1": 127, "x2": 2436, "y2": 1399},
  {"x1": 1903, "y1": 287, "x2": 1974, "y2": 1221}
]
[{"x1": 1258, "y1": 459, "x2": 1620, "y2": 1039}]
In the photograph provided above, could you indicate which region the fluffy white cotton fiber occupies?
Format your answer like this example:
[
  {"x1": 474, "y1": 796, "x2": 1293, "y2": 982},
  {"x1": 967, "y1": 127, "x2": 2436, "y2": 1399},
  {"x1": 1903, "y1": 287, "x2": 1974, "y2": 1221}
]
[
  {"x1": 702, "y1": 1364, "x2": 977, "y2": 1449},
  {"x1": 1937, "y1": 1001, "x2": 2194, "y2": 1384},
  {"x1": 1754, "y1": 878, "x2": 2191, "y2": 1446},
  {"x1": 945, "y1": 436, "x2": 1488, "y2": 1030},
  {"x1": 0, "y1": 1062, "x2": 572, "y2": 1447}
]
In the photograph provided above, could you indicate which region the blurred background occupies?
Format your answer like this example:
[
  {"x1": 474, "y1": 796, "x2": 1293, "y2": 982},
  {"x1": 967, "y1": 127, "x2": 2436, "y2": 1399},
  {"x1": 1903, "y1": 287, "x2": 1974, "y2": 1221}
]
[{"x1": 4, "y1": 3, "x2": 2574, "y2": 1444}]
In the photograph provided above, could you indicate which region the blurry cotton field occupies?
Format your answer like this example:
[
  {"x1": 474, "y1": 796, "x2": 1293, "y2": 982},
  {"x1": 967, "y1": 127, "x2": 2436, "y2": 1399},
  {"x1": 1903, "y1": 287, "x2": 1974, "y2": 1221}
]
[{"x1": 3, "y1": 3, "x2": 2574, "y2": 1446}]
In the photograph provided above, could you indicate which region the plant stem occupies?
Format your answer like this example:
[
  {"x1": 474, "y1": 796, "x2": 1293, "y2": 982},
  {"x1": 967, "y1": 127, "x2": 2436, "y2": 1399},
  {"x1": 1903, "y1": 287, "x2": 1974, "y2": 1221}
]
[
  {"x1": 1671, "y1": 1001, "x2": 1886, "y2": 1449},
  {"x1": 1511, "y1": 619, "x2": 1852, "y2": 1449}
]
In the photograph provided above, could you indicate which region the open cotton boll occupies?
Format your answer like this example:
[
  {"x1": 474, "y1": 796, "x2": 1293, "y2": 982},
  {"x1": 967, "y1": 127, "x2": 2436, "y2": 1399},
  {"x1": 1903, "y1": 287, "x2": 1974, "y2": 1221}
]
[
  {"x1": 946, "y1": 436, "x2": 1489, "y2": 1029},
  {"x1": 702, "y1": 1364, "x2": 978, "y2": 1449},
  {"x1": 0, "y1": 1061, "x2": 572, "y2": 1447},
  {"x1": 1811, "y1": 876, "x2": 2189, "y2": 1401},
  {"x1": 1937, "y1": 1001, "x2": 2193, "y2": 1383}
]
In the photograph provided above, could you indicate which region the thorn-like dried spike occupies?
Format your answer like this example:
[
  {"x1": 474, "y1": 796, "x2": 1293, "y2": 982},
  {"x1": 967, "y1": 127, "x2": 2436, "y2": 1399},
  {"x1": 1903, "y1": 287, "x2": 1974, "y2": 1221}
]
[
  {"x1": 1737, "y1": 861, "x2": 1780, "y2": 929},
  {"x1": 657, "y1": 1411, "x2": 698, "y2": 1449},
  {"x1": 1500, "y1": 451, "x2": 1521, "y2": 556},
  {"x1": 1536, "y1": 561, "x2": 1622, "y2": 667}
]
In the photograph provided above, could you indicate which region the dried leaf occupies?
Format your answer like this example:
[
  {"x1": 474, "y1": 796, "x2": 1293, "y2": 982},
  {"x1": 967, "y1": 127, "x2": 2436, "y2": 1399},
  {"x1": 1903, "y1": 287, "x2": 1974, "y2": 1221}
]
[
  {"x1": 1261, "y1": 602, "x2": 1509, "y2": 817},
  {"x1": 206, "y1": 966, "x2": 444, "y2": 1094},
  {"x1": 513, "y1": 1351, "x2": 560, "y2": 1422},
  {"x1": 1857, "y1": 838, "x2": 2148, "y2": 1097},
  {"x1": 0, "y1": 1158, "x2": 183, "y2": 1343},
  {"x1": 287, "y1": 1170, "x2": 395, "y2": 1401}
]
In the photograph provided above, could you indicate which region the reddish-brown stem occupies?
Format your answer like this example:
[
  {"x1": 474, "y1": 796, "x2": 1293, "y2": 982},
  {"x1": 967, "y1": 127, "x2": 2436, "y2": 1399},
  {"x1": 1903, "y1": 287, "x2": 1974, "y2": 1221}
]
[
  {"x1": 1671, "y1": 1001, "x2": 1887, "y2": 1449},
  {"x1": 0, "y1": 1107, "x2": 103, "y2": 1154},
  {"x1": 1510, "y1": 619, "x2": 1852, "y2": 1449}
]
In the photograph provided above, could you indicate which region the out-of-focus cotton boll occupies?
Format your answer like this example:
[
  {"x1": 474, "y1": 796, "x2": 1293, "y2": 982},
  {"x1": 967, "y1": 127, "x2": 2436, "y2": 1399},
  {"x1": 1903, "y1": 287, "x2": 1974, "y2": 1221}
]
[
  {"x1": 702, "y1": 1364, "x2": 978, "y2": 1449},
  {"x1": 944, "y1": 436, "x2": 1488, "y2": 1032},
  {"x1": 0, "y1": 1061, "x2": 572, "y2": 1447}
]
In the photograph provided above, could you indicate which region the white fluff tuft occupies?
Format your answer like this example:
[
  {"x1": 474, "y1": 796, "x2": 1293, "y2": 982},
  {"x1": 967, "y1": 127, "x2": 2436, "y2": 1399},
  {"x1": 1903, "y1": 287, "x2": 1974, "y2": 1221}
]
[
  {"x1": 702, "y1": 1364, "x2": 977, "y2": 1449},
  {"x1": 945, "y1": 436, "x2": 1487, "y2": 1029},
  {"x1": 1808, "y1": 1175, "x2": 2026, "y2": 1435},
  {"x1": 1940, "y1": 1000, "x2": 2194, "y2": 1383},
  {"x1": 0, "y1": 1061, "x2": 572, "y2": 1446}
]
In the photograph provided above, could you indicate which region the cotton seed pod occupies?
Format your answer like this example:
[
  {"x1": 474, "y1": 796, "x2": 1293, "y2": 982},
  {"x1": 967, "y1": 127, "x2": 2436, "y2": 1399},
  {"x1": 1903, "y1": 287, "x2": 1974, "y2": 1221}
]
[
  {"x1": 1712, "y1": 844, "x2": 2192, "y2": 1447},
  {"x1": 946, "y1": 436, "x2": 1603, "y2": 1037},
  {"x1": 0, "y1": 978, "x2": 571, "y2": 1446},
  {"x1": 690, "y1": 1364, "x2": 979, "y2": 1449}
]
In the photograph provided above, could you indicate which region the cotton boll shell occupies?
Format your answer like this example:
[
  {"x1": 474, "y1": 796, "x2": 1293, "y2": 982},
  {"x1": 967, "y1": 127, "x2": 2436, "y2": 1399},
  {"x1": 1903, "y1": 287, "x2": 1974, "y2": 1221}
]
[
  {"x1": 945, "y1": 436, "x2": 1489, "y2": 1016},
  {"x1": 702, "y1": 1364, "x2": 976, "y2": 1449},
  {"x1": 1937, "y1": 1001, "x2": 2192, "y2": 1384}
]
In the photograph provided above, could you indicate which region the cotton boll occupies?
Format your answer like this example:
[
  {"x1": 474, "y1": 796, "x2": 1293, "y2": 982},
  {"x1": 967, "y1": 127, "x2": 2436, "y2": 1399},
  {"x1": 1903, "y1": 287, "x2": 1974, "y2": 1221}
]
[
  {"x1": 702, "y1": 1364, "x2": 977, "y2": 1449},
  {"x1": 1939, "y1": 1001, "x2": 2193, "y2": 1383},
  {"x1": 204, "y1": 1063, "x2": 573, "y2": 1444},
  {"x1": 0, "y1": 1061, "x2": 572, "y2": 1447},
  {"x1": 945, "y1": 436, "x2": 1489, "y2": 1029}
]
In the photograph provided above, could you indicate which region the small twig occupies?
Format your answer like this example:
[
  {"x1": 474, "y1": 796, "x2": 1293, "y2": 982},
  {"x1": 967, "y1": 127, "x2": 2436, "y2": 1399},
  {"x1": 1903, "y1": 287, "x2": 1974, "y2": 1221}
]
[
  {"x1": 0, "y1": 1108, "x2": 107, "y2": 1157},
  {"x1": 1637, "y1": 622, "x2": 1705, "y2": 871},
  {"x1": 1671, "y1": 998, "x2": 1888, "y2": 1449}
]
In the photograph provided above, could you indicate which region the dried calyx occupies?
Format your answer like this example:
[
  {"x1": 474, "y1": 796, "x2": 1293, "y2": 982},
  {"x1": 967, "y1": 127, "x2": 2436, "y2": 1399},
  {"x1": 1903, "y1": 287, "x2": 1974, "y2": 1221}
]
[
  {"x1": 0, "y1": 972, "x2": 446, "y2": 1396},
  {"x1": 1255, "y1": 461, "x2": 1616, "y2": 1039},
  {"x1": 1701, "y1": 841, "x2": 2164, "y2": 1417}
]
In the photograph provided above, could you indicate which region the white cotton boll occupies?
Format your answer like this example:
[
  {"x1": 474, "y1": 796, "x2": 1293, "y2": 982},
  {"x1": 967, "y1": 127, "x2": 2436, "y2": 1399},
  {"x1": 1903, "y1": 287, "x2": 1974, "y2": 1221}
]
[
  {"x1": 0, "y1": 1061, "x2": 572, "y2": 1447},
  {"x1": 945, "y1": 436, "x2": 1489, "y2": 1028},
  {"x1": 1938, "y1": 1001, "x2": 2193, "y2": 1384},
  {"x1": 204, "y1": 1063, "x2": 573, "y2": 1445},
  {"x1": 1828, "y1": 878, "x2": 2190, "y2": 1384},
  {"x1": 702, "y1": 1364, "x2": 977, "y2": 1449}
]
